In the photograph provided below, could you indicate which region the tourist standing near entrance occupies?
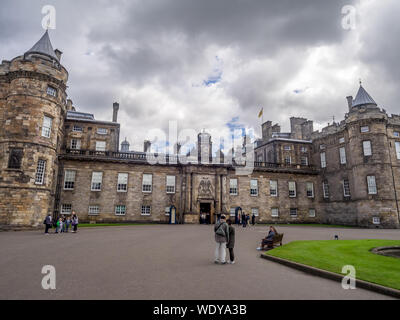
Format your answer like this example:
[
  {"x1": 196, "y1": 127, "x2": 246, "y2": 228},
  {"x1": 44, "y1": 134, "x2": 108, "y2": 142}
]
[
  {"x1": 214, "y1": 215, "x2": 229, "y2": 264},
  {"x1": 71, "y1": 211, "x2": 79, "y2": 233},
  {"x1": 65, "y1": 216, "x2": 71, "y2": 232},
  {"x1": 44, "y1": 214, "x2": 52, "y2": 234},
  {"x1": 242, "y1": 212, "x2": 246, "y2": 228},
  {"x1": 251, "y1": 213, "x2": 256, "y2": 226},
  {"x1": 226, "y1": 219, "x2": 235, "y2": 264}
]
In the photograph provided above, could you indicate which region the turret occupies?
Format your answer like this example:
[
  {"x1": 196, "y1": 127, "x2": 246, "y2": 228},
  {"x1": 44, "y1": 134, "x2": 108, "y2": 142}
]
[{"x1": 0, "y1": 30, "x2": 68, "y2": 229}]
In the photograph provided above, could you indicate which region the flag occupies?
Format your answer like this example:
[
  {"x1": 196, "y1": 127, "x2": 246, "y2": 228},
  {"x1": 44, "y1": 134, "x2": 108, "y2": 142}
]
[{"x1": 258, "y1": 108, "x2": 263, "y2": 118}]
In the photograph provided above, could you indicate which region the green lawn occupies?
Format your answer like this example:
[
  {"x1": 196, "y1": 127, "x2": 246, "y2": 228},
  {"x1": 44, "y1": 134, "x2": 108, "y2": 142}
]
[{"x1": 264, "y1": 240, "x2": 400, "y2": 290}]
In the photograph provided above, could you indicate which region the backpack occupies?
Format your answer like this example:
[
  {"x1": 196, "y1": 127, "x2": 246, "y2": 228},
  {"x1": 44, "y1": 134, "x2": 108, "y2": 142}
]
[{"x1": 215, "y1": 222, "x2": 226, "y2": 237}]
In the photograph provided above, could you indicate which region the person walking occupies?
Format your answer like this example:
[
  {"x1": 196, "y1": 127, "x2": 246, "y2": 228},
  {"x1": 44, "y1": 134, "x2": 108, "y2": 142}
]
[
  {"x1": 71, "y1": 212, "x2": 79, "y2": 233},
  {"x1": 251, "y1": 213, "x2": 256, "y2": 226},
  {"x1": 44, "y1": 214, "x2": 52, "y2": 234},
  {"x1": 226, "y1": 219, "x2": 236, "y2": 264},
  {"x1": 242, "y1": 211, "x2": 246, "y2": 228},
  {"x1": 214, "y1": 215, "x2": 229, "y2": 264},
  {"x1": 246, "y1": 214, "x2": 250, "y2": 227}
]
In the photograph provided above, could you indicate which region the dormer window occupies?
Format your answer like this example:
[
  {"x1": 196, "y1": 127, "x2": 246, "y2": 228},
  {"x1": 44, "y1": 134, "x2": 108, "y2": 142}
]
[
  {"x1": 47, "y1": 86, "x2": 57, "y2": 97},
  {"x1": 97, "y1": 128, "x2": 108, "y2": 135},
  {"x1": 73, "y1": 126, "x2": 83, "y2": 132}
]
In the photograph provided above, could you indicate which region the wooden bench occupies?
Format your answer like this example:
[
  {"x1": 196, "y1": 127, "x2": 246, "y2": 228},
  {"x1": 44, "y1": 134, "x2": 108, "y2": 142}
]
[{"x1": 263, "y1": 233, "x2": 284, "y2": 249}]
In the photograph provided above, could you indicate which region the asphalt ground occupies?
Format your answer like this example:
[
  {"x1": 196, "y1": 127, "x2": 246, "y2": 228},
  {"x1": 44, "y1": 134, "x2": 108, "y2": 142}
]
[{"x1": 0, "y1": 224, "x2": 399, "y2": 300}]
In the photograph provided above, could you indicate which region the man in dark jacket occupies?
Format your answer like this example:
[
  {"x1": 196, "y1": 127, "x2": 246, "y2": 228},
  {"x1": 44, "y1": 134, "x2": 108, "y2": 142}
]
[
  {"x1": 214, "y1": 215, "x2": 229, "y2": 264},
  {"x1": 226, "y1": 219, "x2": 236, "y2": 264},
  {"x1": 44, "y1": 214, "x2": 52, "y2": 234}
]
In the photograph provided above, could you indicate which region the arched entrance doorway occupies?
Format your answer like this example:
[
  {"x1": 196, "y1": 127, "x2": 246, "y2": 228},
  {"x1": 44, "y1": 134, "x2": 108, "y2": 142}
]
[{"x1": 169, "y1": 205, "x2": 177, "y2": 224}]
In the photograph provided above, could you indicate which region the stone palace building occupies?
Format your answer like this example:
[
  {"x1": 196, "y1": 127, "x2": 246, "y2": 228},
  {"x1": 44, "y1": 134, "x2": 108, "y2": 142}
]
[{"x1": 1, "y1": 31, "x2": 400, "y2": 229}]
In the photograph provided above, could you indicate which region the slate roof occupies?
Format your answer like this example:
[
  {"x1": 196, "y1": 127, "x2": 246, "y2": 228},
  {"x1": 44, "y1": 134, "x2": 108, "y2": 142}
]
[
  {"x1": 25, "y1": 30, "x2": 59, "y2": 62},
  {"x1": 352, "y1": 84, "x2": 377, "y2": 108}
]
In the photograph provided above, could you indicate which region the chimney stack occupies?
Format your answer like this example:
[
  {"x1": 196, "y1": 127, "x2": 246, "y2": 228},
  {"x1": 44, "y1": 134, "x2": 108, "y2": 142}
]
[
  {"x1": 54, "y1": 49, "x2": 63, "y2": 62},
  {"x1": 113, "y1": 102, "x2": 119, "y2": 122},
  {"x1": 346, "y1": 96, "x2": 353, "y2": 111}
]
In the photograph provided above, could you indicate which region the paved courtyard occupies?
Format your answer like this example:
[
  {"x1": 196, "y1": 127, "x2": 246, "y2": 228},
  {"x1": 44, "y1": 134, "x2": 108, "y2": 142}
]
[{"x1": 0, "y1": 225, "x2": 399, "y2": 300}]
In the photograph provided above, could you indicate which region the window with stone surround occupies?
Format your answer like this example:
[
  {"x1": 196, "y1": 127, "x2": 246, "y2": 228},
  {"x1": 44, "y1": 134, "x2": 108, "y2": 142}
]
[
  {"x1": 251, "y1": 208, "x2": 259, "y2": 217},
  {"x1": 301, "y1": 156, "x2": 308, "y2": 166},
  {"x1": 361, "y1": 126, "x2": 369, "y2": 133},
  {"x1": 47, "y1": 86, "x2": 57, "y2": 97},
  {"x1": 61, "y1": 204, "x2": 72, "y2": 215},
  {"x1": 250, "y1": 179, "x2": 258, "y2": 196},
  {"x1": 394, "y1": 131, "x2": 400, "y2": 137},
  {"x1": 367, "y1": 176, "x2": 377, "y2": 194},
  {"x1": 41, "y1": 115, "x2": 53, "y2": 138},
  {"x1": 343, "y1": 179, "x2": 351, "y2": 197},
  {"x1": 283, "y1": 145, "x2": 291, "y2": 151},
  {"x1": 290, "y1": 208, "x2": 298, "y2": 217},
  {"x1": 8, "y1": 148, "x2": 23, "y2": 169},
  {"x1": 230, "y1": 179, "x2": 238, "y2": 195},
  {"x1": 115, "y1": 205, "x2": 126, "y2": 216},
  {"x1": 142, "y1": 174, "x2": 152, "y2": 193},
  {"x1": 284, "y1": 155, "x2": 291, "y2": 165},
  {"x1": 141, "y1": 205, "x2": 151, "y2": 216},
  {"x1": 271, "y1": 208, "x2": 279, "y2": 217},
  {"x1": 89, "y1": 206, "x2": 100, "y2": 215},
  {"x1": 306, "y1": 182, "x2": 314, "y2": 198},
  {"x1": 288, "y1": 181, "x2": 296, "y2": 197},
  {"x1": 96, "y1": 141, "x2": 106, "y2": 152},
  {"x1": 91, "y1": 172, "x2": 103, "y2": 191},
  {"x1": 97, "y1": 128, "x2": 108, "y2": 135},
  {"x1": 339, "y1": 147, "x2": 347, "y2": 164},
  {"x1": 320, "y1": 152, "x2": 326, "y2": 168},
  {"x1": 117, "y1": 173, "x2": 128, "y2": 192},
  {"x1": 270, "y1": 180, "x2": 278, "y2": 197},
  {"x1": 323, "y1": 181, "x2": 330, "y2": 199},
  {"x1": 309, "y1": 209, "x2": 316, "y2": 217},
  {"x1": 35, "y1": 159, "x2": 46, "y2": 185},
  {"x1": 70, "y1": 139, "x2": 81, "y2": 150},
  {"x1": 73, "y1": 125, "x2": 83, "y2": 132},
  {"x1": 64, "y1": 170, "x2": 76, "y2": 190},
  {"x1": 339, "y1": 137, "x2": 345, "y2": 144},
  {"x1": 373, "y1": 217, "x2": 380, "y2": 225},
  {"x1": 363, "y1": 140, "x2": 372, "y2": 156},
  {"x1": 395, "y1": 141, "x2": 400, "y2": 160},
  {"x1": 301, "y1": 147, "x2": 308, "y2": 153},
  {"x1": 166, "y1": 175, "x2": 176, "y2": 194}
]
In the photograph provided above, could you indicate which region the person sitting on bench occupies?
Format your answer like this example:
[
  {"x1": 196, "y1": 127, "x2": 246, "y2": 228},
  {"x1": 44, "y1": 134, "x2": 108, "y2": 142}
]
[{"x1": 257, "y1": 226, "x2": 278, "y2": 250}]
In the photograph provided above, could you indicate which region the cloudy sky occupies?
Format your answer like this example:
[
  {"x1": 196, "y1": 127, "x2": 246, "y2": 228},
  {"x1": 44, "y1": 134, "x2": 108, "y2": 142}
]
[{"x1": 1, "y1": 0, "x2": 399, "y2": 152}]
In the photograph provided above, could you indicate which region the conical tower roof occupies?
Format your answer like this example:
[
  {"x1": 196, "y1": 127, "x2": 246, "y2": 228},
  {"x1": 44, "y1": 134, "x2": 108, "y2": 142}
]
[
  {"x1": 24, "y1": 30, "x2": 59, "y2": 62},
  {"x1": 352, "y1": 84, "x2": 377, "y2": 108}
]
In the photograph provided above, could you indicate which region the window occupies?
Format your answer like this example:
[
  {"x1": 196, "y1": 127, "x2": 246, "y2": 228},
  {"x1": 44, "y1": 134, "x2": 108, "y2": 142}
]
[
  {"x1": 8, "y1": 148, "x2": 23, "y2": 169},
  {"x1": 309, "y1": 209, "x2": 316, "y2": 218},
  {"x1": 301, "y1": 156, "x2": 308, "y2": 166},
  {"x1": 339, "y1": 147, "x2": 347, "y2": 164},
  {"x1": 361, "y1": 126, "x2": 369, "y2": 133},
  {"x1": 343, "y1": 179, "x2": 351, "y2": 197},
  {"x1": 229, "y1": 208, "x2": 236, "y2": 217},
  {"x1": 395, "y1": 142, "x2": 400, "y2": 160},
  {"x1": 70, "y1": 139, "x2": 81, "y2": 150},
  {"x1": 301, "y1": 147, "x2": 308, "y2": 153},
  {"x1": 284, "y1": 145, "x2": 291, "y2": 151},
  {"x1": 323, "y1": 181, "x2": 330, "y2": 199},
  {"x1": 306, "y1": 182, "x2": 314, "y2": 198},
  {"x1": 96, "y1": 141, "x2": 106, "y2": 152},
  {"x1": 271, "y1": 208, "x2": 279, "y2": 217},
  {"x1": 91, "y1": 172, "x2": 103, "y2": 191},
  {"x1": 251, "y1": 208, "x2": 259, "y2": 217},
  {"x1": 363, "y1": 141, "x2": 372, "y2": 156},
  {"x1": 367, "y1": 176, "x2": 377, "y2": 194},
  {"x1": 64, "y1": 170, "x2": 76, "y2": 190},
  {"x1": 290, "y1": 208, "x2": 298, "y2": 217},
  {"x1": 165, "y1": 207, "x2": 171, "y2": 216},
  {"x1": 288, "y1": 181, "x2": 296, "y2": 197},
  {"x1": 373, "y1": 217, "x2": 380, "y2": 225},
  {"x1": 115, "y1": 205, "x2": 126, "y2": 216},
  {"x1": 339, "y1": 137, "x2": 345, "y2": 144},
  {"x1": 47, "y1": 86, "x2": 57, "y2": 97},
  {"x1": 35, "y1": 160, "x2": 46, "y2": 185},
  {"x1": 73, "y1": 126, "x2": 83, "y2": 132},
  {"x1": 89, "y1": 206, "x2": 100, "y2": 215},
  {"x1": 117, "y1": 173, "x2": 128, "y2": 192},
  {"x1": 320, "y1": 144, "x2": 326, "y2": 150},
  {"x1": 320, "y1": 152, "x2": 326, "y2": 168},
  {"x1": 141, "y1": 205, "x2": 151, "y2": 216},
  {"x1": 250, "y1": 179, "x2": 258, "y2": 196},
  {"x1": 229, "y1": 179, "x2": 238, "y2": 195},
  {"x1": 61, "y1": 204, "x2": 72, "y2": 215},
  {"x1": 166, "y1": 175, "x2": 176, "y2": 193},
  {"x1": 142, "y1": 174, "x2": 152, "y2": 193},
  {"x1": 270, "y1": 180, "x2": 278, "y2": 197},
  {"x1": 394, "y1": 132, "x2": 400, "y2": 137},
  {"x1": 284, "y1": 155, "x2": 291, "y2": 165},
  {"x1": 97, "y1": 128, "x2": 108, "y2": 135},
  {"x1": 41, "y1": 116, "x2": 53, "y2": 138}
]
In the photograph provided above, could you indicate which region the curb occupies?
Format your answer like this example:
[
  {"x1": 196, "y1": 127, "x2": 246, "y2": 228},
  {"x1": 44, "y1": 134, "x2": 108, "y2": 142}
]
[{"x1": 260, "y1": 253, "x2": 400, "y2": 299}]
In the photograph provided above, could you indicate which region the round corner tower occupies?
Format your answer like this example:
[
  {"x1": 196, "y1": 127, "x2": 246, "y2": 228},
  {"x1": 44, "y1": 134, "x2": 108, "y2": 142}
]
[{"x1": 0, "y1": 30, "x2": 68, "y2": 229}]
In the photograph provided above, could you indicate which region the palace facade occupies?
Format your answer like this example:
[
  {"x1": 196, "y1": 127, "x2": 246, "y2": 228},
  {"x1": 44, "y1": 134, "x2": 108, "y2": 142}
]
[{"x1": 1, "y1": 31, "x2": 399, "y2": 229}]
